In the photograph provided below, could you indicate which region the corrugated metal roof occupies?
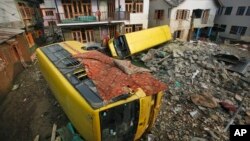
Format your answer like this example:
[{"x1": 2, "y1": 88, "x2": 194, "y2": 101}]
[{"x1": 0, "y1": 28, "x2": 24, "y2": 44}]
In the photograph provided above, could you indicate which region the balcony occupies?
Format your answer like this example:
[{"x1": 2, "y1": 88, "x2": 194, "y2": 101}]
[
  {"x1": 193, "y1": 16, "x2": 215, "y2": 28},
  {"x1": 57, "y1": 11, "x2": 130, "y2": 25}
]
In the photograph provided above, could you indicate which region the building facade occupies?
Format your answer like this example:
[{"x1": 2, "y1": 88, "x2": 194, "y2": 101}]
[
  {"x1": 40, "y1": 0, "x2": 61, "y2": 36},
  {"x1": 214, "y1": 0, "x2": 250, "y2": 42},
  {"x1": 51, "y1": 0, "x2": 149, "y2": 45},
  {"x1": 16, "y1": 0, "x2": 45, "y2": 46},
  {"x1": 149, "y1": 0, "x2": 220, "y2": 41},
  {"x1": 0, "y1": 0, "x2": 45, "y2": 47},
  {"x1": 0, "y1": 0, "x2": 43, "y2": 95}
]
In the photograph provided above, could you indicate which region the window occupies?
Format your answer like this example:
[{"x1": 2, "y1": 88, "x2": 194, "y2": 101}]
[
  {"x1": 193, "y1": 9, "x2": 202, "y2": 18},
  {"x1": 220, "y1": 24, "x2": 227, "y2": 32},
  {"x1": 85, "y1": 30, "x2": 94, "y2": 42},
  {"x1": 202, "y1": 9, "x2": 210, "y2": 24},
  {"x1": 246, "y1": 6, "x2": 250, "y2": 16},
  {"x1": 125, "y1": 24, "x2": 143, "y2": 33},
  {"x1": 125, "y1": 0, "x2": 143, "y2": 13},
  {"x1": 48, "y1": 21, "x2": 56, "y2": 26},
  {"x1": 224, "y1": 7, "x2": 232, "y2": 15},
  {"x1": 217, "y1": 7, "x2": 224, "y2": 15},
  {"x1": 18, "y1": 2, "x2": 32, "y2": 19},
  {"x1": 176, "y1": 10, "x2": 190, "y2": 20},
  {"x1": 72, "y1": 31, "x2": 83, "y2": 42},
  {"x1": 125, "y1": 25, "x2": 133, "y2": 33},
  {"x1": 71, "y1": 28, "x2": 94, "y2": 43},
  {"x1": 230, "y1": 26, "x2": 247, "y2": 35},
  {"x1": 135, "y1": 24, "x2": 143, "y2": 31},
  {"x1": 62, "y1": 0, "x2": 91, "y2": 19},
  {"x1": 155, "y1": 10, "x2": 164, "y2": 20},
  {"x1": 236, "y1": 6, "x2": 246, "y2": 15},
  {"x1": 45, "y1": 11, "x2": 54, "y2": 16},
  {"x1": 174, "y1": 30, "x2": 184, "y2": 39}
]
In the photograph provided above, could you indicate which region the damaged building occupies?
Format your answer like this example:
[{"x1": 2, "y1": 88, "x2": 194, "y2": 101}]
[
  {"x1": 1, "y1": 0, "x2": 45, "y2": 50},
  {"x1": 0, "y1": 28, "x2": 32, "y2": 95},
  {"x1": 0, "y1": 0, "x2": 44, "y2": 94},
  {"x1": 149, "y1": 0, "x2": 222, "y2": 41}
]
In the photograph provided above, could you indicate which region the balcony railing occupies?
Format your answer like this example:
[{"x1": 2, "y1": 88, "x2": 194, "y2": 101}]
[{"x1": 57, "y1": 11, "x2": 130, "y2": 24}]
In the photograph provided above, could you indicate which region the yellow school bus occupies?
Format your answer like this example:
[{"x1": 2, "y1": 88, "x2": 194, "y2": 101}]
[
  {"x1": 108, "y1": 25, "x2": 172, "y2": 58},
  {"x1": 36, "y1": 41, "x2": 164, "y2": 141}
]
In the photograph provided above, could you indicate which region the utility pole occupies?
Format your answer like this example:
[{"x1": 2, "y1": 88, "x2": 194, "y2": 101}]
[
  {"x1": 97, "y1": 0, "x2": 100, "y2": 21},
  {"x1": 187, "y1": 12, "x2": 194, "y2": 41}
]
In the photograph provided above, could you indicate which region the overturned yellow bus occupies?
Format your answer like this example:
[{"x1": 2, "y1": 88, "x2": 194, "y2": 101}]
[
  {"x1": 36, "y1": 41, "x2": 166, "y2": 141},
  {"x1": 108, "y1": 25, "x2": 172, "y2": 58}
]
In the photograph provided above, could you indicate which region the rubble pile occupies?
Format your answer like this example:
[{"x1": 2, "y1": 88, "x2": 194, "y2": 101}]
[{"x1": 137, "y1": 40, "x2": 250, "y2": 141}]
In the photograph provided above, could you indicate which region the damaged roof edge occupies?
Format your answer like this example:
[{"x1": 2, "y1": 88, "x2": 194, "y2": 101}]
[
  {"x1": 0, "y1": 28, "x2": 25, "y2": 44},
  {"x1": 164, "y1": 0, "x2": 185, "y2": 7},
  {"x1": 164, "y1": 0, "x2": 223, "y2": 7}
]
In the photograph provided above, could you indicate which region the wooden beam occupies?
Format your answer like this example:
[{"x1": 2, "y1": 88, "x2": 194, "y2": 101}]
[{"x1": 51, "y1": 124, "x2": 57, "y2": 141}]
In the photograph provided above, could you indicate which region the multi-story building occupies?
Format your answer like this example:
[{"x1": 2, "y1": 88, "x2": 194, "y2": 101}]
[
  {"x1": 40, "y1": 0, "x2": 60, "y2": 36},
  {"x1": 214, "y1": 0, "x2": 250, "y2": 43},
  {"x1": 52, "y1": 0, "x2": 149, "y2": 44},
  {"x1": 149, "y1": 0, "x2": 221, "y2": 41}
]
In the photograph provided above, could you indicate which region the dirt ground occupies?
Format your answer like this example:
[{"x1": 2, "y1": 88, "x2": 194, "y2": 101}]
[{"x1": 0, "y1": 63, "x2": 68, "y2": 141}]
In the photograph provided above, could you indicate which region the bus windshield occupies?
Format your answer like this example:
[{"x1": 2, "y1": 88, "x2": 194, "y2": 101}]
[
  {"x1": 99, "y1": 100, "x2": 139, "y2": 141},
  {"x1": 113, "y1": 35, "x2": 130, "y2": 58}
]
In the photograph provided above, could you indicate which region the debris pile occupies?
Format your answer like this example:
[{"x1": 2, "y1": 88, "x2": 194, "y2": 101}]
[{"x1": 136, "y1": 40, "x2": 250, "y2": 141}]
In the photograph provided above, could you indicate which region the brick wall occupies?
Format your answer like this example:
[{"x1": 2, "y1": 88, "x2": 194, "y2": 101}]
[{"x1": 0, "y1": 34, "x2": 32, "y2": 97}]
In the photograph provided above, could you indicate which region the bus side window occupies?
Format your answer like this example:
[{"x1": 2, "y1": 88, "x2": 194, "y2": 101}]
[{"x1": 119, "y1": 38, "x2": 125, "y2": 50}]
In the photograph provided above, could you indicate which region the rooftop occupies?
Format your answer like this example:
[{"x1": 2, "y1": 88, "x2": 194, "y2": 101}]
[{"x1": 0, "y1": 28, "x2": 24, "y2": 44}]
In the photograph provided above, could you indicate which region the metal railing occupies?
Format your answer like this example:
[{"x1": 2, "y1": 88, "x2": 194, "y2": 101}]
[{"x1": 57, "y1": 11, "x2": 130, "y2": 24}]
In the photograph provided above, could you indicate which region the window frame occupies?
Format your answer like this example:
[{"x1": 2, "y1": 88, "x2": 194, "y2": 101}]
[
  {"x1": 217, "y1": 7, "x2": 224, "y2": 15},
  {"x1": 48, "y1": 21, "x2": 56, "y2": 26},
  {"x1": 236, "y1": 6, "x2": 246, "y2": 15},
  {"x1": 220, "y1": 24, "x2": 227, "y2": 32},
  {"x1": 246, "y1": 6, "x2": 250, "y2": 16},
  {"x1": 230, "y1": 26, "x2": 247, "y2": 35},
  {"x1": 176, "y1": 9, "x2": 190, "y2": 20},
  {"x1": 125, "y1": 0, "x2": 143, "y2": 13},
  {"x1": 45, "y1": 10, "x2": 54, "y2": 16},
  {"x1": 224, "y1": 7, "x2": 232, "y2": 15},
  {"x1": 154, "y1": 9, "x2": 164, "y2": 20}
]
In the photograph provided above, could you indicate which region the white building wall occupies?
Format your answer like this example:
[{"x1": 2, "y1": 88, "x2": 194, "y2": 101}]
[
  {"x1": 170, "y1": 0, "x2": 218, "y2": 40},
  {"x1": 124, "y1": 0, "x2": 149, "y2": 29},
  {"x1": 0, "y1": 0, "x2": 24, "y2": 28}
]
